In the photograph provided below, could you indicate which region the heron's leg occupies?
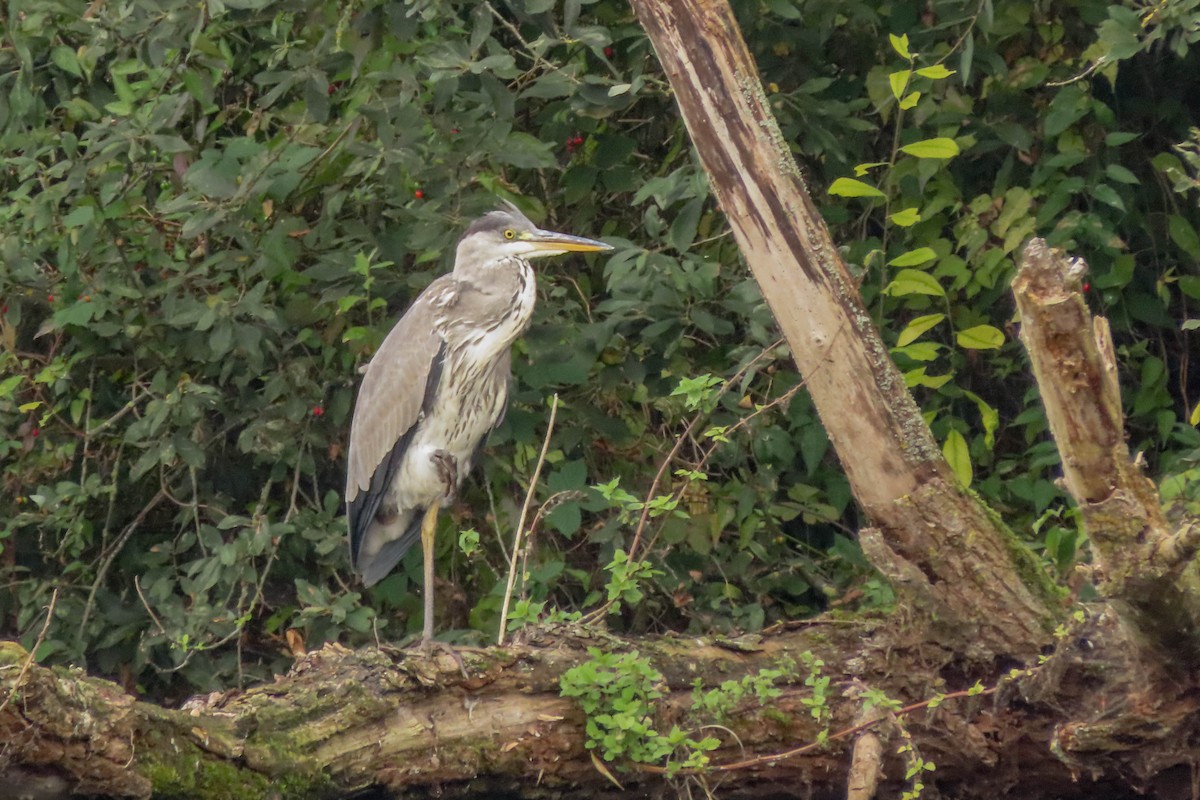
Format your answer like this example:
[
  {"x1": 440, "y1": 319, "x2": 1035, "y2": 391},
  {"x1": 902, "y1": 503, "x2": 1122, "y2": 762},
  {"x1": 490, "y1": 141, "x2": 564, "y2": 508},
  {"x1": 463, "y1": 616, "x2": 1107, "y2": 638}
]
[
  {"x1": 431, "y1": 450, "x2": 459, "y2": 502},
  {"x1": 419, "y1": 500, "x2": 441, "y2": 649}
]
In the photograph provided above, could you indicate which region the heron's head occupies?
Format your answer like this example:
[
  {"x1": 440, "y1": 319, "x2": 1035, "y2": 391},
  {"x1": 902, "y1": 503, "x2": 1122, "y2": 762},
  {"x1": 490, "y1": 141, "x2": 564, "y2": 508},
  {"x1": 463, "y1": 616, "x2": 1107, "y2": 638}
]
[{"x1": 454, "y1": 205, "x2": 613, "y2": 274}]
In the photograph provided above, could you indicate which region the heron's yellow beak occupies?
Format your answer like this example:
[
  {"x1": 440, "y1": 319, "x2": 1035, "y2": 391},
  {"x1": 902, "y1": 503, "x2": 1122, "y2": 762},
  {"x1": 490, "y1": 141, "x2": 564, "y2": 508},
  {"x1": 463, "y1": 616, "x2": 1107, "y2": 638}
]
[{"x1": 523, "y1": 229, "x2": 614, "y2": 253}]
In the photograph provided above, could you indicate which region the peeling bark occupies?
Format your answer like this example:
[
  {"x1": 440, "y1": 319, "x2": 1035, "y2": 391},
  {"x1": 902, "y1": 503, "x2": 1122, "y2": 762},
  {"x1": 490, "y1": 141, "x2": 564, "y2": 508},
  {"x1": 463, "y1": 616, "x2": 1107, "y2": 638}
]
[
  {"x1": 1013, "y1": 239, "x2": 1200, "y2": 660},
  {"x1": 626, "y1": 0, "x2": 1057, "y2": 657}
]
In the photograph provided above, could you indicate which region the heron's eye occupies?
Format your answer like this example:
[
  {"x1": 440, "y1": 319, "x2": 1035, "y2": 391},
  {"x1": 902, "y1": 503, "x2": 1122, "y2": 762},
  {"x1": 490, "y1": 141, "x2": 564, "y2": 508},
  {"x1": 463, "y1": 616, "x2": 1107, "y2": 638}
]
[{"x1": 503, "y1": 229, "x2": 516, "y2": 240}]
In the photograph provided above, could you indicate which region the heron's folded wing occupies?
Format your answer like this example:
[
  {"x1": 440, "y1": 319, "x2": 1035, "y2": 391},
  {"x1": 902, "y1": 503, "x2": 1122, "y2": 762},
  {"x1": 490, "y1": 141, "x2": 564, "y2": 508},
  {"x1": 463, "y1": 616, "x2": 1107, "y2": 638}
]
[{"x1": 346, "y1": 279, "x2": 452, "y2": 558}]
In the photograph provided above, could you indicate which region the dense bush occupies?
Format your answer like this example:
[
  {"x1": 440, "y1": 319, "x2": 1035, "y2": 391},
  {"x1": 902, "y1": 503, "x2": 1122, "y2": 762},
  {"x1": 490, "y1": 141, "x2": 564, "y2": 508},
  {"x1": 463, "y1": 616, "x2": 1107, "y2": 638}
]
[{"x1": 2, "y1": 0, "x2": 1198, "y2": 698}]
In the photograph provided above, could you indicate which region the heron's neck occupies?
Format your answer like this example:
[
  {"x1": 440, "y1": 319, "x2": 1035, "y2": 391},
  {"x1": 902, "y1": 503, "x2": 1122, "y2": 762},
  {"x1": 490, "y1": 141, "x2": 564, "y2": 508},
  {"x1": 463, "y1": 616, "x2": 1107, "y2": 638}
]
[{"x1": 448, "y1": 257, "x2": 536, "y2": 362}]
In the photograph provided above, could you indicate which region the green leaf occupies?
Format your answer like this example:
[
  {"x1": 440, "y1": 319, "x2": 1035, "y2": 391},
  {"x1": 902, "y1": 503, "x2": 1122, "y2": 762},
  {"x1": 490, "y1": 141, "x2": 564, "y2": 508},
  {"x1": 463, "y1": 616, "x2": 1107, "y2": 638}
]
[
  {"x1": 899, "y1": 91, "x2": 921, "y2": 109},
  {"x1": 763, "y1": 0, "x2": 803, "y2": 18},
  {"x1": 885, "y1": 269, "x2": 944, "y2": 297},
  {"x1": 51, "y1": 46, "x2": 82, "y2": 77},
  {"x1": 889, "y1": 33, "x2": 912, "y2": 60},
  {"x1": 495, "y1": 132, "x2": 556, "y2": 169},
  {"x1": 903, "y1": 367, "x2": 953, "y2": 389},
  {"x1": 889, "y1": 208, "x2": 921, "y2": 227},
  {"x1": 888, "y1": 70, "x2": 910, "y2": 101},
  {"x1": 896, "y1": 314, "x2": 945, "y2": 347},
  {"x1": 899, "y1": 137, "x2": 960, "y2": 159},
  {"x1": 1096, "y1": 8, "x2": 1143, "y2": 61},
  {"x1": 942, "y1": 429, "x2": 972, "y2": 487},
  {"x1": 669, "y1": 198, "x2": 703, "y2": 253},
  {"x1": 1168, "y1": 215, "x2": 1200, "y2": 260},
  {"x1": 1104, "y1": 163, "x2": 1139, "y2": 184},
  {"x1": 853, "y1": 161, "x2": 887, "y2": 176},
  {"x1": 0, "y1": 374, "x2": 22, "y2": 399},
  {"x1": 962, "y1": 390, "x2": 999, "y2": 450},
  {"x1": 960, "y1": 31, "x2": 974, "y2": 85},
  {"x1": 63, "y1": 206, "x2": 96, "y2": 227},
  {"x1": 828, "y1": 178, "x2": 885, "y2": 198},
  {"x1": 1090, "y1": 184, "x2": 1125, "y2": 211},
  {"x1": 53, "y1": 300, "x2": 96, "y2": 328},
  {"x1": 892, "y1": 342, "x2": 941, "y2": 361},
  {"x1": 916, "y1": 64, "x2": 955, "y2": 80},
  {"x1": 888, "y1": 247, "x2": 936, "y2": 267},
  {"x1": 956, "y1": 324, "x2": 1005, "y2": 350}
]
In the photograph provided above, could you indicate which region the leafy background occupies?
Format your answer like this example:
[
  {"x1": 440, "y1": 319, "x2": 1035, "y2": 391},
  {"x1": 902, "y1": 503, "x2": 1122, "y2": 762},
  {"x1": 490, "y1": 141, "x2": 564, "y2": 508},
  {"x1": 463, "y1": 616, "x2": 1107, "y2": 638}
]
[{"x1": 2, "y1": 0, "x2": 1198, "y2": 700}]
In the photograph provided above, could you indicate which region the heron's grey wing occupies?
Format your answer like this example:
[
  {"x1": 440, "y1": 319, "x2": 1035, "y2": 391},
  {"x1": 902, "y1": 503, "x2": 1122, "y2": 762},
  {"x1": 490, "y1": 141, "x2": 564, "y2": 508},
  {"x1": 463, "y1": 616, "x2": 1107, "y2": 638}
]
[{"x1": 346, "y1": 280, "x2": 451, "y2": 572}]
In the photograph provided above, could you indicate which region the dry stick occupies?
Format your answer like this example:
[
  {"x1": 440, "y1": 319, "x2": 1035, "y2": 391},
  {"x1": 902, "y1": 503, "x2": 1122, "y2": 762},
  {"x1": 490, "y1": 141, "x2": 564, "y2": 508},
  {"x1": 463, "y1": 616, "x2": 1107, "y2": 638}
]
[
  {"x1": 0, "y1": 588, "x2": 60, "y2": 716},
  {"x1": 497, "y1": 394, "x2": 560, "y2": 646}
]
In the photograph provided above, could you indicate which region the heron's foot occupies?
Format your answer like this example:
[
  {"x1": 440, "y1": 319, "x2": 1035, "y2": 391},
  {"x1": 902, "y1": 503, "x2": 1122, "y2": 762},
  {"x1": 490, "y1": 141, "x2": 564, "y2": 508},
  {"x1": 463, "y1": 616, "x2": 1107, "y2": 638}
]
[
  {"x1": 419, "y1": 636, "x2": 468, "y2": 679},
  {"x1": 430, "y1": 450, "x2": 459, "y2": 502}
]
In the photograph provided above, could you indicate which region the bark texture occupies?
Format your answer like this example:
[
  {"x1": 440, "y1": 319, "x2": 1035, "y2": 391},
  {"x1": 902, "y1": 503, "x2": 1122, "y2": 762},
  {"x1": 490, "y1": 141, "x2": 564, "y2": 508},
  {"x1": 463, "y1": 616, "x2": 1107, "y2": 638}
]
[
  {"x1": 0, "y1": 624, "x2": 1155, "y2": 800},
  {"x1": 626, "y1": 0, "x2": 1057, "y2": 657},
  {"x1": 1010, "y1": 240, "x2": 1200, "y2": 770}
]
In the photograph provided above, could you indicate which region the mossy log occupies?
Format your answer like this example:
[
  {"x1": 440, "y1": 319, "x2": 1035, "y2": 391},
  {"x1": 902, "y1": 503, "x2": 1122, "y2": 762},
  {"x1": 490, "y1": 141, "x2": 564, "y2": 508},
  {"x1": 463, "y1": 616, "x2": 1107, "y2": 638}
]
[{"x1": 4, "y1": 615, "x2": 1189, "y2": 800}]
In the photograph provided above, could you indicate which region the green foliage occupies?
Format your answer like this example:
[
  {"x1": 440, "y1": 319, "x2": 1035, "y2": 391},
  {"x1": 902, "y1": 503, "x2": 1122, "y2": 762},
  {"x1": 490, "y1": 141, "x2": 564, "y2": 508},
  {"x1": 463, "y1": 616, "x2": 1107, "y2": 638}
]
[
  {"x1": 559, "y1": 647, "x2": 718, "y2": 771},
  {"x1": 560, "y1": 647, "x2": 797, "y2": 775},
  {"x1": 2, "y1": 0, "x2": 1199, "y2": 700},
  {"x1": 797, "y1": 650, "x2": 832, "y2": 736},
  {"x1": 602, "y1": 549, "x2": 662, "y2": 611},
  {"x1": 689, "y1": 659, "x2": 791, "y2": 721}
]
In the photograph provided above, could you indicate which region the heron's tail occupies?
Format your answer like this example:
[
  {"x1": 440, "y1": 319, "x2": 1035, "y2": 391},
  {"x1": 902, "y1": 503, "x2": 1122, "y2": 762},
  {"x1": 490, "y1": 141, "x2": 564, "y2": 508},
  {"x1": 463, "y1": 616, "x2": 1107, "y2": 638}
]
[{"x1": 356, "y1": 509, "x2": 422, "y2": 587}]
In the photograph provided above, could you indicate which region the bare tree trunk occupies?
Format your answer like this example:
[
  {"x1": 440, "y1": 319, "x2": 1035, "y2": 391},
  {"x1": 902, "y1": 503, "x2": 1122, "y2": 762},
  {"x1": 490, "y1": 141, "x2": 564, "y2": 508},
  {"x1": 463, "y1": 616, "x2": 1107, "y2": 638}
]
[
  {"x1": 1010, "y1": 240, "x2": 1200, "y2": 777},
  {"x1": 625, "y1": 0, "x2": 1057, "y2": 657},
  {"x1": 1013, "y1": 239, "x2": 1200, "y2": 660}
]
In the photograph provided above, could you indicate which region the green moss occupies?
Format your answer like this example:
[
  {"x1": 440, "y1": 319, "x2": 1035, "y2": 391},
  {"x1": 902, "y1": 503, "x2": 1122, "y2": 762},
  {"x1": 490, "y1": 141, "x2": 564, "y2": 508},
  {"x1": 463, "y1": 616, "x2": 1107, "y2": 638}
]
[
  {"x1": 0, "y1": 641, "x2": 30, "y2": 667},
  {"x1": 139, "y1": 730, "x2": 336, "y2": 800},
  {"x1": 761, "y1": 707, "x2": 794, "y2": 725},
  {"x1": 973, "y1": 487, "x2": 1067, "y2": 621}
]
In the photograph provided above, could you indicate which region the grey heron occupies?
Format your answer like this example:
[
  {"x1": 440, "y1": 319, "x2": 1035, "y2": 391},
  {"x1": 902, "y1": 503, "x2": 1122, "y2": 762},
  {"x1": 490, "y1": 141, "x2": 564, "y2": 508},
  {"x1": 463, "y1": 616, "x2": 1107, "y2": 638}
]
[{"x1": 345, "y1": 204, "x2": 612, "y2": 646}]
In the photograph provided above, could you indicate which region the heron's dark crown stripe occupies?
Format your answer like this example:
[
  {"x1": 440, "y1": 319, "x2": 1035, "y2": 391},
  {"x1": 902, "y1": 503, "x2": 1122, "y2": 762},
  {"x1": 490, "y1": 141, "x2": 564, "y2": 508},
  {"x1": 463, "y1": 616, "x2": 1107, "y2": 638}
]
[{"x1": 461, "y1": 206, "x2": 537, "y2": 240}]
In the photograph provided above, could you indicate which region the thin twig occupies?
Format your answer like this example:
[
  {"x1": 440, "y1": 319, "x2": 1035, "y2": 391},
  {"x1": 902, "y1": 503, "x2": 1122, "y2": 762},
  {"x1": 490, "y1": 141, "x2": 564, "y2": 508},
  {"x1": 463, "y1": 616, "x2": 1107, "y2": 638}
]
[
  {"x1": 497, "y1": 394, "x2": 559, "y2": 646},
  {"x1": 641, "y1": 684, "x2": 997, "y2": 776},
  {"x1": 0, "y1": 588, "x2": 59, "y2": 716},
  {"x1": 78, "y1": 487, "x2": 169, "y2": 641},
  {"x1": 134, "y1": 576, "x2": 168, "y2": 635}
]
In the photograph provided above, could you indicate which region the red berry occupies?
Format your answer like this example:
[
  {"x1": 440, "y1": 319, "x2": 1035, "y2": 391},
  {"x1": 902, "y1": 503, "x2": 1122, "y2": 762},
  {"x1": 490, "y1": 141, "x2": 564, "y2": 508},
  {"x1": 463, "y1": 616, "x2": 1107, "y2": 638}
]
[
  {"x1": 47, "y1": 294, "x2": 54, "y2": 302},
  {"x1": 604, "y1": 46, "x2": 614, "y2": 57},
  {"x1": 414, "y1": 189, "x2": 425, "y2": 199},
  {"x1": 312, "y1": 406, "x2": 325, "y2": 417},
  {"x1": 450, "y1": 127, "x2": 460, "y2": 134},
  {"x1": 1082, "y1": 282, "x2": 1090, "y2": 292},
  {"x1": 31, "y1": 428, "x2": 39, "y2": 437}
]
